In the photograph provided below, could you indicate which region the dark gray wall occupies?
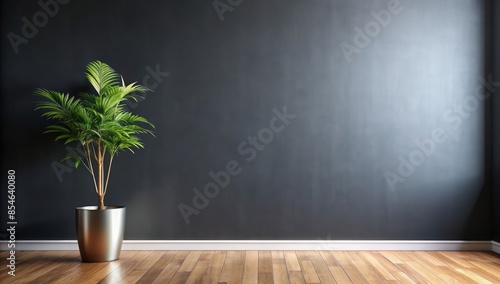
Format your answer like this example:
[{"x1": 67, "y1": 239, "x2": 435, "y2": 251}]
[
  {"x1": 493, "y1": 0, "x2": 500, "y2": 243},
  {"x1": 0, "y1": 0, "x2": 494, "y2": 240}
]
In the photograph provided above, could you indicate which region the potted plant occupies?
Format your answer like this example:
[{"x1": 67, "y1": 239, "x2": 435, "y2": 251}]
[{"x1": 34, "y1": 61, "x2": 155, "y2": 262}]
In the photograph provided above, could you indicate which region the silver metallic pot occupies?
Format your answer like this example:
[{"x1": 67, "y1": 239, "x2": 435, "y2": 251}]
[{"x1": 76, "y1": 206, "x2": 126, "y2": 262}]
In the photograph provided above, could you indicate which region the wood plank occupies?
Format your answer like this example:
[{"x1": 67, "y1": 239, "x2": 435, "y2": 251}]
[
  {"x1": 32, "y1": 251, "x2": 91, "y2": 283},
  {"x1": 258, "y1": 251, "x2": 274, "y2": 284},
  {"x1": 358, "y1": 251, "x2": 397, "y2": 282},
  {"x1": 178, "y1": 251, "x2": 203, "y2": 272},
  {"x1": 169, "y1": 272, "x2": 191, "y2": 284},
  {"x1": 1, "y1": 251, "x2": 70, "y2": 281},
  {"x1": 379, "y1": 251, "x2": 405, "y2": 264},
  {"x1": 218, "y1": 250, "x2": 236, "y2": 283},
  {"x1": 410, "y1": 251, "x2": 476, "y2": 283},
  {"x1": 295, "y1": 251, "x2": 310, "y2": 262},
  {"x1": 456, "y1": 268, "x2": 493, "y2": 284},
  {"x1": 369, "y1": 252, "x2": 404, "y2": 274},
  {"x1": 429, "y1": 251, "x2": 473, "y2": 269},
  {"x1": 405, "y1": 260, "x2": 446, "y2": 284},
  {"x1": 345, "y1": 251, "x2": 382, "y2": 283},
  {"x1": 273, "y1": 262, "x2": 290, "y2": 284},
  {"x1": 242, "y1": 251, "x2": 258, "y2": 284},
  {"x1": 54, "y1": 251, "x2": 150, "y2": 284},
  {"x1": 331, "y1": 251, "x2": 367, "y2": 284},
  {"x1": 319, "y1": 251, "x2": 351, "y2": 283},
  {"x1": 284, "y1": 251, "x2": 301, "y2": 271},
  {"x1": 0, "y1": 251, "x2": 45, "y2": 280},
  {"x1": 441, "y1": 252, "x2": 477, "y2": 268},
  {"x1": 414, "y1": 251, "x2": 447, "y2": 266},
  {"x1": 318, "y1": 250, "x2": 338, "y2": 266},
  {"x1": 272, "y1": 250, "x2": 290, "y2": 284},
  {"x1": 97, "y1": 251, "x2": 146, "y2": 284},
  {"x1": 272, "y1": 250, "x2": 286, "y2": 264},
  {"x1": 465, "y1": 251, "x2": 494, "y2": 262},
  {"x1": 209, "y1": 251, "x2": 242, "y2": 283},
  {"x1": 396, "y1": 263, "x2": 432, "y2": 284},
  {"x1": 474, "y1": 252, "x2": 500, "y2": 265},
  {"x1": 185, "y1": 251, "x2": 215, "y2": 284},
  {"x1": 0, "y1": 250, "x2": 9, "y2": 258},
  {"x1": 152, "y1": 251, "x2": 190, "y2": 283},
  {"x1": 117, "y1": 251, "x2": 163, "y2": 284},
  {"x1": 299, "y1": 260, "x2": 320, "y2": 284},
  {"x1": 0, "y1": 251, "x2": 43, "y2": 275},
  {"x1": 470, "y1": 260, "x2": 500, "y2": 280},
  {"x1": 308, "y1": 251, "x2": 336, "y2": 283},
  {"x1": 465, "y1": 267, "x2": 500, "y2": 283},
  {"x1": 328, "y1": 266, "x2": 353, "y2": 284},
  {"x1": 11, "y1": 251, "x2": 81, "y2": 283},
  {"x1": 52, "y1": 260, "x2": 110, "y2": 284},
  {"x1": 393, "y1": 251, "x2": 415, "y2": 263},
  {"x1": 73, "y1": 251, "x2": 142, "y2": 284},
  {"x1": 438, "y1": 265, "x2": 478, "y2": 284},
  {"x1": 201, "y1": 251, "x2": 226, "y2": 284},
  {"x1": 136, "y1": 251, "x2": 177, "y2": 283},
  {"x1": 226, "y1": 251, "x2": 246, "y2": 284},
  {"x1": 288, "y1": 271, "x2": 306, "y2": 284},
  {"x1": 378, "y1": 251, "x2": 432, "y2": 283},
  {"x1": 258, "y1": 272, "x2": 274, "y2": 284},
  {"x1": 448, "y1": 251, "x2": 479, "y2": 262},
  {"x1": 370, "y1": 252, "x2": 415, "y2": 284}
]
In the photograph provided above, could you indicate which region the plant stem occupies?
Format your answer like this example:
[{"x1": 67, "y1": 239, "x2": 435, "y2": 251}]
[
  {"x1": 97, "y1": 139, "x2": 104, "y2": 210},
  {"x1": 85, "y1": 143, "x2": 98, "y2": 195},
  {"x1": 98, "y1": 195, "x2": 105, "y2": 210},
  {"x1": 104, "y1": 154, "x2": 114, "y2": 197}
]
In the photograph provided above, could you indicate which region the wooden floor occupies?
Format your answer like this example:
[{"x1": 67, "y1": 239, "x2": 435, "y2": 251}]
[{"x1": 0, "y1": 250, "x2": 499, "y2": 283}]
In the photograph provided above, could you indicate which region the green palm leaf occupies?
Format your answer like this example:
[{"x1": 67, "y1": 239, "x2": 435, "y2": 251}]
[
  {"x1": 34, "y1": 61, "x2": 156, "y2": 209},
  {"x1": 85, "y1": 61, "x2": 120, "y2": 95}
]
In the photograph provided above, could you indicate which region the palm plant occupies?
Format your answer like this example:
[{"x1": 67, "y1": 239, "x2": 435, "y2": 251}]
[{"x1": 35, "y1": 61, "x2": 154, "y2": 209}]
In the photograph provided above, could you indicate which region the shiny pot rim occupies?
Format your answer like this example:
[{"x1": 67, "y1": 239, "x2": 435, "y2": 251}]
[{"x1": 76, "y1": 206, "x2": 126, "y2": 210}]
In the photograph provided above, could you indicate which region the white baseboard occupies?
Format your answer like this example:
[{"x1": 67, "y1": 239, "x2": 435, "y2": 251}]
[
  {"x1": 0, "y1": 240, "x2": 493, "y2": 251},
  {"x1": 492, "y1": 241, "x2": 500, "y2": 254}
]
